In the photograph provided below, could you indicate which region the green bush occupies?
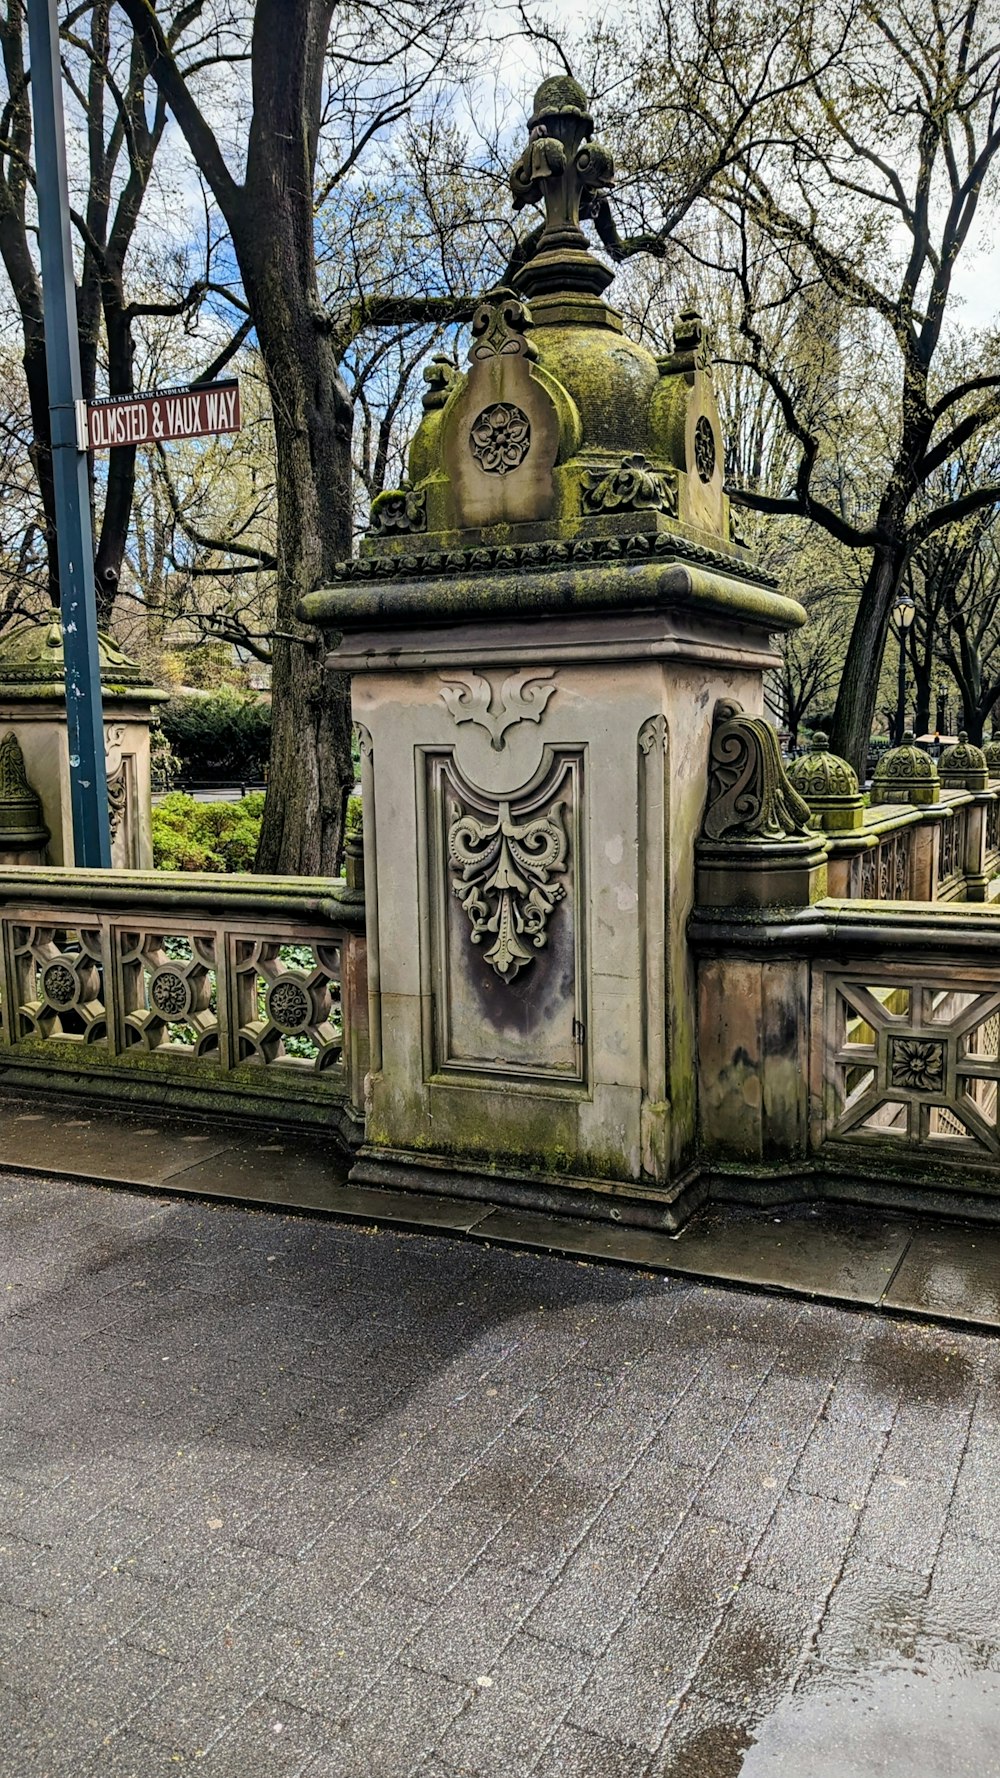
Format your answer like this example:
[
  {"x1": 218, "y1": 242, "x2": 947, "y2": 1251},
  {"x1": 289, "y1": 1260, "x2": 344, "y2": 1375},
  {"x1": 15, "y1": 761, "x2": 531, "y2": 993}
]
[
  {"x1": 159, "y1": 692, "x2": 271, "y2": 783},
  {"x1": 152, "y1": 792, "x2": 265, "y2": 872}
]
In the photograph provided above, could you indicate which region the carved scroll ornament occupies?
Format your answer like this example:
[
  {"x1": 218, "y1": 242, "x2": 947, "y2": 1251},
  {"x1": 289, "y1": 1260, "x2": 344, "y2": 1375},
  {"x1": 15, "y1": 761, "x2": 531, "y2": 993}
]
[
  {"x1": 702, "y1": 698, "x2": 812, "y2": 842},
  {"x1": 104, "y1": 723, "x2": 128, "y2": 842},
  {"x1": 449, "y1": 794, "x2": 568, "y2": 981},
  {"x1": 582, "y1": 454, "x2": 678, "y2": 518}
]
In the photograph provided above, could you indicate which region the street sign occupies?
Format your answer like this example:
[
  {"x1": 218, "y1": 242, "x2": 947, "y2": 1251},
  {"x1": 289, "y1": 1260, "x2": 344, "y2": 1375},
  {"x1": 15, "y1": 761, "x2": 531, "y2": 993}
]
[{"x1": 85, "y1": 379, "x2": 241, "y2": 451}]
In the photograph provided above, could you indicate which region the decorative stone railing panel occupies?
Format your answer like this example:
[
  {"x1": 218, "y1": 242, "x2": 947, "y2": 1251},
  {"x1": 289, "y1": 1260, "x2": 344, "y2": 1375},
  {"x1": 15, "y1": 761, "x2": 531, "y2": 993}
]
[
  {"x1": 937, "y1": 803, "x2": 970, "y2": 896},
  {"x1": 692, "y1": 899, "x2": 1000, "y2": 1214},
  {"x1": 846, "y1": 828, "x2": 913, "y2": 900},
  {"x1": 0, "y1": 868, "x2": 367, "y2": 1139},
  {"x1": 821, "y1": 967, "x2": 1000, "y2": 1156}
]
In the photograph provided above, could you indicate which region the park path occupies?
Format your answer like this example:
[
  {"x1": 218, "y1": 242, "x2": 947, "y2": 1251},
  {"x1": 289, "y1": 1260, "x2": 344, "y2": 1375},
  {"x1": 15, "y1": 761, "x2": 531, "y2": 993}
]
[{"x1": 1, "y1": 1170, "x2": 999, "y2": 1777}]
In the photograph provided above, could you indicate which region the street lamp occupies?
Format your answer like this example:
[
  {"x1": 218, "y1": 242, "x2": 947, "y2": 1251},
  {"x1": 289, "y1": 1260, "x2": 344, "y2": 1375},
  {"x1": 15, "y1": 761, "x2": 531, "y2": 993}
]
[{"x1": 893, "y1": 592, "x2": 916, "y2": 744}]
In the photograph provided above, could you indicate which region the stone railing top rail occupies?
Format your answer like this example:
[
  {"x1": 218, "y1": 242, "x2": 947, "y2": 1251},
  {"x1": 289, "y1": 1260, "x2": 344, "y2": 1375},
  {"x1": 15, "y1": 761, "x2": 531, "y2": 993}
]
[
  {"x1": 859, "y1": 784, "x2": 975, "y2": 827},
  {"x1": 691, "y1": 896, "x2": 1000, "y2": 956},
  {"x1": 0, "y1": 866, "x2": 365, "y2": 929}
]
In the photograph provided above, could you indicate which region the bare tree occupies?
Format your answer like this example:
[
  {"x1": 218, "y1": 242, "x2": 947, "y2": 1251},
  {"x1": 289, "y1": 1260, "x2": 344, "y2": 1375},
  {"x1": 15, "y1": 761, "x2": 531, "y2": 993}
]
[
  {"x1": 0, "y1": 1, "x2": 218, "y2": 617},
  {"x1": 624, "y1": 0, "x2": 1000, "y2": 773}
]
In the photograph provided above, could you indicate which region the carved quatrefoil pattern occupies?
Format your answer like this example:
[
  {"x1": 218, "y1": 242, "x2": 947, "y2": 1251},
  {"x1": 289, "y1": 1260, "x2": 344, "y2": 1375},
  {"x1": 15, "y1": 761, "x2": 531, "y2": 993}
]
[{"x1": 827, "y1": 975, "x2": 1000, "y2": 1153}]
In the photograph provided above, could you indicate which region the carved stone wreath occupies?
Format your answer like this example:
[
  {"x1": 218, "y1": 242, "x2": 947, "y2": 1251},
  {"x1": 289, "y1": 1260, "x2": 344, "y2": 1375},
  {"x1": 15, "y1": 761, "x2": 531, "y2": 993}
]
[
  {"x1": 449, "y1": 794, "x2": 568, "y2": 981},
  {"x1": 41, "y1": 961, "x2": 77, "y2": 1007},
  {"x1": 469, "y1": 403, "x2": 531, "y2": 475},
  {"x1": 889, "y1": 1036, "x2": 946, "y2": 1093},
  {"x1": 149, "y1": 969, "x2": 189, "y2": 1018},
  {"x1": 267, "y1": 978, "x2": 312, "y2": 1033},
  {"x1": 694, "y1": 415, "x2": 716, "y2": 482}
]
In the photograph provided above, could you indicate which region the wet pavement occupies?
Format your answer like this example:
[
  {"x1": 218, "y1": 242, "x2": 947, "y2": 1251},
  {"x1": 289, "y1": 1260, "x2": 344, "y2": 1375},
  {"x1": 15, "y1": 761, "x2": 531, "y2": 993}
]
[
  {"x1": 1, "y1": 1095, "x2": 999, "y2": 1331},
  {"x1": 2, "y1": 1171, "x2": 1000, "y2": 1775}
]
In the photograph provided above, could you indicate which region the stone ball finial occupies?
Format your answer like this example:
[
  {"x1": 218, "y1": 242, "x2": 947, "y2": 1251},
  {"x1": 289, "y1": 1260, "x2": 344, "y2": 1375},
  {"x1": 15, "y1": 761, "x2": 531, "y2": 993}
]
[
  {"x1": 940, "y1": 729, "x2": 989, "y2": 791},
  {"x1": 786, "y1": 732, "x2": 863, "y2": 831},
  {"x1": 871, "y1": 731, "x2": 940, "y2": 806}
]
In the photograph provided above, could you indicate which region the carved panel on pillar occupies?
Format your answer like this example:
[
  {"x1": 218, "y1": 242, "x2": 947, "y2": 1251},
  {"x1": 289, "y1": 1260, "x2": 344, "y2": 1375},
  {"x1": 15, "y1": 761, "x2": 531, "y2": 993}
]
[{"x1": 421, "y1": 746, "x2": 587, "y2": 1084}]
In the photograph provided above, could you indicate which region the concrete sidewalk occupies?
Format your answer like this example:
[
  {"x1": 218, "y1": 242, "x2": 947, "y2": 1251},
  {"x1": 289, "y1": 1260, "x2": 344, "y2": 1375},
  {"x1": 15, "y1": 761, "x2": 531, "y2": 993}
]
[
  {"x1": 2, "y1": 1168, "x2": 1000, "y2": 1776},
  {"x1": 0, "y1": 1095, "x2": 998, "y2": 1330}
]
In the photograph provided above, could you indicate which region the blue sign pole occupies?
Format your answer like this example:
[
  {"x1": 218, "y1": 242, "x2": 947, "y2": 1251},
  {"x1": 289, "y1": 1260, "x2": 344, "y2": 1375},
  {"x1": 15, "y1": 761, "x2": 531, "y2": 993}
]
[{"x1": 26, "y1": 0, "x2": 111, "y2": 867}]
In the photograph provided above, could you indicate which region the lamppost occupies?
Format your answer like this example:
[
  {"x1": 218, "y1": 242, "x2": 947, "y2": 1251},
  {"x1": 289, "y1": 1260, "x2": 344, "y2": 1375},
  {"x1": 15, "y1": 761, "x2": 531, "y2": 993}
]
[{"x1": 893, "y1": 592, "x2": 916, "y2": 744}]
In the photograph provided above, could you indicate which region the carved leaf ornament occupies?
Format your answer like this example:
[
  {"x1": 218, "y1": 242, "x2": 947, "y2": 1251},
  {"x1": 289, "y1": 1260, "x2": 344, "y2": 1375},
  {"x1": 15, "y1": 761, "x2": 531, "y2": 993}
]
[
  {"x1": 439, "y1": 669, "x2": 556, "y2": 751},
  {"x1": 449, "y1": 797, "x2": 568, "y2": 980},
  {"x1": 703, "y1": 698, "x2": 812, "y2": 842}
]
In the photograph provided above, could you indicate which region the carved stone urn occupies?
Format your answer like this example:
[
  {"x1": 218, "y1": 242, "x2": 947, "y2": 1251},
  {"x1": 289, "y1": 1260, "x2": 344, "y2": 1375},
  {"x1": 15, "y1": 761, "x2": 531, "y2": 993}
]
[{"x1": 303, "y1": 80, "x2": 806, "y2": 1227}]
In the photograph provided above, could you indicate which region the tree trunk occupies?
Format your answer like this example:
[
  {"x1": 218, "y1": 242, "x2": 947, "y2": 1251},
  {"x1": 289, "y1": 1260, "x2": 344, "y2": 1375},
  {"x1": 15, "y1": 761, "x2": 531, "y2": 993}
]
[
  {"x1": 23, "y1": 323, "x2": 59, "y2": 606},
  {"x1": 911, "y1": 650, "x2": 932, "y2": 737},
  {"x1": 237, "y1": 0, "x2": 355, "y2": 875},
  {"x1": 830, "y1": 545, "x2": 906, "y2": 777}
]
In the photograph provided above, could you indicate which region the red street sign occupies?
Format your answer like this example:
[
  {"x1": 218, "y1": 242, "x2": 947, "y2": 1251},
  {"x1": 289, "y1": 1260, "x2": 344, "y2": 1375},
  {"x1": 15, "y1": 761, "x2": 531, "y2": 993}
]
[{"x1": 85, "y1": 379, "x2": 241, "y2": 450}]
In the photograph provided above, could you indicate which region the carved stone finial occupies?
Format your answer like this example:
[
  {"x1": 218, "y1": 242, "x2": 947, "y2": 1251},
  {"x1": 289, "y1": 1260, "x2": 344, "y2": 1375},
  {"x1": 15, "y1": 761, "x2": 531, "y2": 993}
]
[
  {"x1": 509, "y1": 77, "x2": 615, "y2": 300},
  {"x1": 470, "y1": 292, "x2": 537, "y2": 363},
  {"x1": 422, "y1": 353, "x2": 459, "y2": 412},
  {"x1": 872, "y1": 732, "x2": 940, "y2": 807},
  {"x1": 702, "y1": 699, "x2": 812, "y2": 842},
  {"x1": 786, "y1": 732, "x2": 864, "y2": 833},
  {"x1": 0, "y1": 730, "x2": 49, "y2": 850},
  {"x1": 940, "y1": 729, "x2": 989, "y2": 791}
]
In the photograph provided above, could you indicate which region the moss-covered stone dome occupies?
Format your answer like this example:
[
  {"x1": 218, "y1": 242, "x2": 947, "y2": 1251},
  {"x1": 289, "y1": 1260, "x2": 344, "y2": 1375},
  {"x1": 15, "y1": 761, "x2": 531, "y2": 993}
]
[
  {"x1": 872, "y1": 731, "x2": 940, "y2": 806},
  {"x1": 940, "y1": 730, "x2": 988, "y2": 791},
  {"x1": 787, "y1": 733, "x2": 859, "y2": 799},
  {"x1": 0, "y1": 619, "x2": 165, "y2": 702},
  {"x1": 787, "y1": 732, "x2": 863, "y2": 832}
]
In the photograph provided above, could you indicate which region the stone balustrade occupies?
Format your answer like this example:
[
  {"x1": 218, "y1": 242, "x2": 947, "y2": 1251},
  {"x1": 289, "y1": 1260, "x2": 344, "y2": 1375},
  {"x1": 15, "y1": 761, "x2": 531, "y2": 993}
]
[
  {"x1": 692, "y1": 898, "x2": 1000, "y2": 1217},
  {"x1": 0, "y1": 867, "x2": 367, "y2": 1141},
  {"x1": 825, "y1": 785, "x2": 1000, "y2": 904}
]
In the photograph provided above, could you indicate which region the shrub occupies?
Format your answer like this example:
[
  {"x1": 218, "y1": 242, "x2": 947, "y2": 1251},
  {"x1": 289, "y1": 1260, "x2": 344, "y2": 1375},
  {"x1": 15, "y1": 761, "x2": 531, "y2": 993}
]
[
  {"x1": 152, "y1": 792, "x2": 265, "y2": 872},
  {"x1": 159, "y1": 691, "x2": 271, "y2": 783}
]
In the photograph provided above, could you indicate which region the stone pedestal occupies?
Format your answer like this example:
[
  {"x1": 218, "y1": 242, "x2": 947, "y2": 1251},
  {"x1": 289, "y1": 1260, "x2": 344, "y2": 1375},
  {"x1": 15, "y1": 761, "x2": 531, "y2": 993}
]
[
  {"x1": 327, "y1": 590, "x2": 794, "y2": 1223},
  {"x1": 305, "y1": 77, "x2": 807, "y2": 1225},
  {"x1": 0, "y1": 622, "x2": 167, "y2": 867}
]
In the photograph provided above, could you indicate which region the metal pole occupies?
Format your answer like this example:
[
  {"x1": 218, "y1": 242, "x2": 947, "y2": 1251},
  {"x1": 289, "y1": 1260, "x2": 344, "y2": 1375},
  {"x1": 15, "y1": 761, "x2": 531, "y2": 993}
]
[
  {"x1": 27, "y1": 0, "x2": 110, "y2": 867},
  {"x1": 895, "y1": 624, "x2": 907, "y2": 744}
]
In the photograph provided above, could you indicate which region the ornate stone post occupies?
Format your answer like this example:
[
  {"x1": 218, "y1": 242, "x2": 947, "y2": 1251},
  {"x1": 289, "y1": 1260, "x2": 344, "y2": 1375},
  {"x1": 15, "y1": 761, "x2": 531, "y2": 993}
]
[
  {"x1": 0, "y1": 621, "x2": 167, "y2": 868},
  {"x1": 303, "y1": 81, "x2": 806, "y2": 1229}
]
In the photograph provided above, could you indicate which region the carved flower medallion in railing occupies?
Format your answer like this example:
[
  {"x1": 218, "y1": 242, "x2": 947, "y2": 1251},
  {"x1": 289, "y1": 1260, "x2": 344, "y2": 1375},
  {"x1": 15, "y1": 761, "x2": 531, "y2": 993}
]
[
  {"x1": 234, "y1": 939, "x2": 343, "y2": 1071},
  {"x1": 825, "y1": 974, "x2": 1000, "y2": 1153},
  {"x1": 12, "y1": 925, "x2": 106, "y2": 1042},
  {"x1": 120, "y1": 932, "x2": 219, "y2": 1057}
]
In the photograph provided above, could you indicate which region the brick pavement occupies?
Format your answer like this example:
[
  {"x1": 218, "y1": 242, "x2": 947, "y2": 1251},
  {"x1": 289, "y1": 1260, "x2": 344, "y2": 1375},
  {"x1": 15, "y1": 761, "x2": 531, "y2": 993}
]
[{"x1": 1, "y1": 1169, "x2": 999, "y2": 1777}]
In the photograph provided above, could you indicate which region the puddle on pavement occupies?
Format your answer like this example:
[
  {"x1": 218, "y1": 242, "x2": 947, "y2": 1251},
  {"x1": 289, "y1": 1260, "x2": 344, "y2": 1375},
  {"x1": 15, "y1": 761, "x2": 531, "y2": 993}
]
[{"x1": 741, "y1": 1664, "x2": 1000, "y2": 1776}]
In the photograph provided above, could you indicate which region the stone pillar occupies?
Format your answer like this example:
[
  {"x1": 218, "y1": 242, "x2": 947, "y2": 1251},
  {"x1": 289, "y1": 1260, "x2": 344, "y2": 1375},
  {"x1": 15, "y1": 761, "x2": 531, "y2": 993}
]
[
  {"x1": 0, "y1": 731, "x2": 49, "y2": 864},
  {"x1": 0, "y1": 621, "x2": 167, "y2": 868},
  {"x1": 302, "y1": 78, "x2": 807, "y2": 1229}
]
